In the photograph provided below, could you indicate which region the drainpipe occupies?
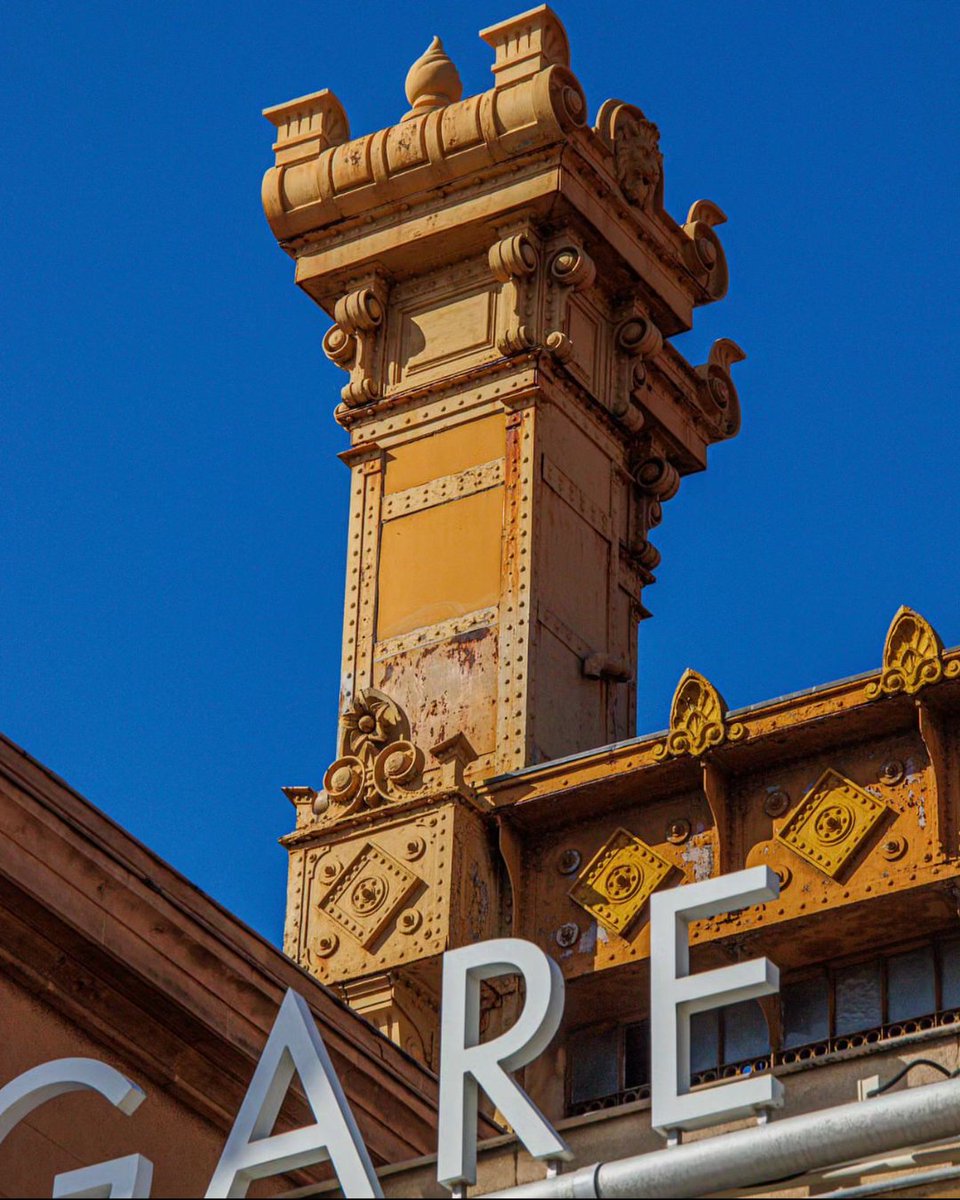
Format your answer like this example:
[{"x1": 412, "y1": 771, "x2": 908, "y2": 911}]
[{"x1": 480, "y1": 1077, "x2": 960, "y2": 1198}]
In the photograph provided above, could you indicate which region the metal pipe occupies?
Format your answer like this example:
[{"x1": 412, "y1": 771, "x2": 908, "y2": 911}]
[
  {"x1": 480, "y1": 1077, "x2": 960, "y2": 1198},
  {"x1": 820, "y1": 1162, "x2": 960, "y2": 1198}
]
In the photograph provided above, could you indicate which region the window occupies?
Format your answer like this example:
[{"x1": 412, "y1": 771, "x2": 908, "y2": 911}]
[
  {"x1": 566, "y1": 1004, "x2": 769, "y2": 1115},
  {"x1": 567, "y1": 934, "x2": 960, "y2": 1116},
  {"x1": 778, "y1": 934, "x2": 960, "y2": 1060}
]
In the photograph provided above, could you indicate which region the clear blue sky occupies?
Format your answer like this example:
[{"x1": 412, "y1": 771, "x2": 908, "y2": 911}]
[{"x1": 3, "y1": 2, "x2": 958, "y2": 941}]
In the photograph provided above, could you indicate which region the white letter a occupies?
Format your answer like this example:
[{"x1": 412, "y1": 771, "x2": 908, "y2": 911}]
[{"x1": 205, "y1": 989, "x2": 382, "y2": 1198}]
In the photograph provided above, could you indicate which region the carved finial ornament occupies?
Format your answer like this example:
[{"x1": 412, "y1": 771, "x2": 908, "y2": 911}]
[
  {"x1": 403, "y1": 36, "x2": 463, "y2": 120},
  {"x1": 654, "y1": 668, "x2": 745, "y2": 760},
  {"x1": 696, "y1": 338, "x2": 746, "y2": 439},
  {"x1": 866, "y1": 606, "x2": 959, "y2": 698},
  {"x1": 479, "y1": 5, "x2": 570, "y2": 86},
  {"x1": 683, "y1": 200, "x2": 729, "y2": 301}
]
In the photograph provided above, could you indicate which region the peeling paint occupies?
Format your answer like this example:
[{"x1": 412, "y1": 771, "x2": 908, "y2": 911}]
[{"x1": 681, "y1": 838, "x2": 714, "y2": 882}]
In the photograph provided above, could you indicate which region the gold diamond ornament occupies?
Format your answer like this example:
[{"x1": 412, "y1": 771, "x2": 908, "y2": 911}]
[
  {"x1": 570, "y1": 828, "x2": 673, "y2": 936},
  {"x1": 777, "y1": 768, "x2": 889, "y2": 879},
  {"x1": 319, "y1": 841, "x2": 420, "y2": 948}
]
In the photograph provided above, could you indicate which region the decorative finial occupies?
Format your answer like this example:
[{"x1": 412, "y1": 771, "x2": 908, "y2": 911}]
[
  {"x1": 866, "y1": 606, "x2": 959, "y2": 698},
  {"x1": 403, "y1": 36, "x2": 463, "y2": 121},
  {"x1": 653, "y1": 668, "x2": 745, "y2": 760}
]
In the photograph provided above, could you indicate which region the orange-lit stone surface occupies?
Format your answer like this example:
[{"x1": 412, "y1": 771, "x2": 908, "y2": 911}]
[{"x1": 264, "y1": 11, "x2": 960, "y2": 1197}]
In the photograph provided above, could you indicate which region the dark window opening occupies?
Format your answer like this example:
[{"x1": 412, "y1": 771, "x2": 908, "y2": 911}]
[{"x1": 567, "y1": 934, "x2": 960, "y2": 1116}]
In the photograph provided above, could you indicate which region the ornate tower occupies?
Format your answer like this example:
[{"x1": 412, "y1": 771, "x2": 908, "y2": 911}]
[{"x1": 265, "y1": 6, "x2": 741, "y2": 1064}]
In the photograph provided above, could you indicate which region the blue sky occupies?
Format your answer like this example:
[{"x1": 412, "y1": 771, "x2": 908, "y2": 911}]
[{"x1": 3, "y1": 2, "x2": 958, "y2": 941}]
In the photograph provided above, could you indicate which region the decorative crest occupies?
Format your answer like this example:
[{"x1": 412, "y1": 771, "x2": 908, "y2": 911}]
[
  {"x1": 320, "y1": 688, "x2": 425, "y2": 820},
  {"x1": 654, "y1": 669, "x2": 745, "y2": 760},
  {"x1": 403, "y1": 36, "x2": 463, "y2": 120},
  {"x1": 595, "y1": 100, "x2": 663, "y2": 210},
  {"x1": 866, "y1": 606, "x2": 959, "y2": 698}
]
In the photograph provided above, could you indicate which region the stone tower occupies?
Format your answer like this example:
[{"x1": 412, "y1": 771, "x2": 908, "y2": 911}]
[{"x1": 265, "y1": 6, "x2": 741, "y2": 1065}]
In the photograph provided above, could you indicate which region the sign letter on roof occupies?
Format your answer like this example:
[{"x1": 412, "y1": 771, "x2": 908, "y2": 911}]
[
  {"x1": 437, "y1": 938, "x2": 571, "y2": 1188},
  {"x1": 650, "y1": 866, "x2": 783, "y2": 1135},
  {"x1": 205, "y1": 989, "x2": 382, "y2": 1199}
]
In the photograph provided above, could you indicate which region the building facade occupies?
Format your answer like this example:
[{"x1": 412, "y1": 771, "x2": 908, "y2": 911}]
[
  {"x1": 262, "y1": 5, "x2": 960, "y2": 1196},
  {"x1": 3, "y1": 6, "x2": 960, "y2": 1199}
]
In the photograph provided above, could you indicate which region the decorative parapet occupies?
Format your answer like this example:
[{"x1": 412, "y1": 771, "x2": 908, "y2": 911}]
[
  {"x1": 260, "y1": 5, "x2": 731, "y2": 333},
  {"x1": 866, "y1": 606, "x2": 959, "y2": 699},
  {"x1": 654, "y1": 668, "x2": 745, "y2": 760},
  {"x1": 261, "y1": 43, "x2": 586, "y2": 242}
]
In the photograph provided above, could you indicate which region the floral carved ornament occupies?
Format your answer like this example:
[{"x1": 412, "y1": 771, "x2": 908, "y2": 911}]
[{"x1": 319, "y1": 688, "x2": 425, "y2": 820}]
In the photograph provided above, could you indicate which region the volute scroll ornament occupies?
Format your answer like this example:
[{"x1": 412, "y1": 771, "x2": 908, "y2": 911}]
[
  {"x1": 627, "y1": 440, "x2": 678, "y2": 582},
  {"x1": 489, "y1": 231, "x2": 541, "y2": 355},
  {"x1": 696, "y1": 339, "x2": 745, "y2": 439},
  {"x1": 595, "y1": 100, "x2": 664, "y2": 211},
  {"x1": 683, "y1": 200, "x2": 729, "y2": 301},
  {"x1": 654, "y1": 669, "x2": 745, "y2": 760},
  {"x1": 611, "y1": 314, "x2": 663, "y2": 430},
  {"x1": 866, "y1": 606, "x2": 959, "y2": 698},
  {"x1": 326, "y1": 281, "x2": 388, "y2": 407},
  {"x1": 319, "y1": 688, "x2": 426, "y2": 821},
  {"x1": 544, "y1": 242, "x2": 596, "y2": 364}
]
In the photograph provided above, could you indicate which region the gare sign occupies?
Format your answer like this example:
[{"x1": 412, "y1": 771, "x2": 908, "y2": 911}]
[{"x1": 0, "y1": 867, "x2": 781, "y2": 1198}]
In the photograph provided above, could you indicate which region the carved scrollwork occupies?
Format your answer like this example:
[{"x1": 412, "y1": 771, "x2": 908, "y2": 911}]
[
  {"x1": 627, "y1": 438, "x2": 678, "y2": 582},
  {"x1": 617, "y1": 315, "x2": 663, "y2": 359},
  {"x1": 544, "y1": 242, "x2": 595, "y2": 365},
  {"x1": 654, "y1": 669, "x2": 745, "y2": 760},
  {"x1": 545, "y1": 67, "x2": 588, "y2": 131},
  {"x1": 489, "y1": 230, "x2": 540, "y2": 355},
  {"x1": 696, "y1": 338, "x2": 745, "y2": 439},
  {"x1": 595, "y1": 100, "x2": 663, "y2": 211},
  {"x1": 866, "y1": 606, "x2": 960, "y2": 698},
  {"x1": 489, "y1": 233, "x2": 538, "y2": 282},
  {"x1": 610, "y1": 313, "x2": 662, "y2": 430},
  {"x1": 632, "y1": 454, "x2": 680, "y2": 502},
  {"x1": 325, "y1": 280, "x2": 388, "y2": 408},
  {"x1": 322, "y1": 324, "x2": 356, "y2": 367},
  {"x1": 682, "y1": 200, "x2": 729, "y2": 301},
  {"x1": 549, "y1": 245, "x2": 595, "y2": 289},
  {"x1": 316, "y1": 688, "x2": 427, "y2": 822}
]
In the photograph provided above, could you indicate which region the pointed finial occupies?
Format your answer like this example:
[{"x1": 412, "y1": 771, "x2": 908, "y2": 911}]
[{"x1": 403, "y1": 36, "x2": 463, "y2": 121}]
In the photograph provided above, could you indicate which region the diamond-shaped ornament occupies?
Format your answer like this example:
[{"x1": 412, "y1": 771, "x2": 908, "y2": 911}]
[
  {"x1": 777, "y1": 768, "x2": 889, "y2": 879},
  {"x1": 319, "y1": 841, "x2": 420, "y2": 948},
  {"x1": 570, "y1": 828, "x2": 673, "y2": 936}
]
